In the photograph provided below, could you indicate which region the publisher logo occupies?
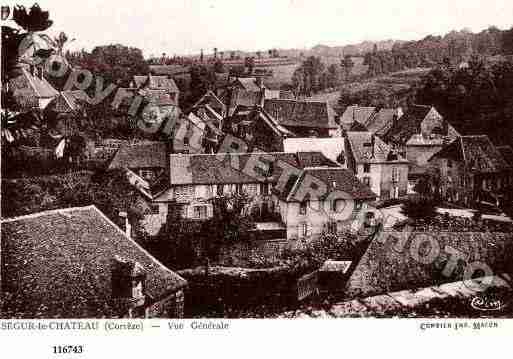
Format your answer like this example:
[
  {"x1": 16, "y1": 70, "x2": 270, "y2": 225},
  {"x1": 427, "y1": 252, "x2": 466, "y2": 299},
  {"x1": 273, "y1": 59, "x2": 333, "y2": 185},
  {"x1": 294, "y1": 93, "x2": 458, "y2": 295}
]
[{"x1": 470, "y1": 295, "x2": 504, "y2": 312}]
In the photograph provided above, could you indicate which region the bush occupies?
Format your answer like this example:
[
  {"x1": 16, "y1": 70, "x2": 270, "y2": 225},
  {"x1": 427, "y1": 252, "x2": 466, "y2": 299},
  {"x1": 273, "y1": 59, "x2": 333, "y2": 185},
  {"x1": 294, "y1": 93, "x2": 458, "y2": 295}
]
[{"x1": 401, "y1": 197, "x2": 437, "y2": 220}]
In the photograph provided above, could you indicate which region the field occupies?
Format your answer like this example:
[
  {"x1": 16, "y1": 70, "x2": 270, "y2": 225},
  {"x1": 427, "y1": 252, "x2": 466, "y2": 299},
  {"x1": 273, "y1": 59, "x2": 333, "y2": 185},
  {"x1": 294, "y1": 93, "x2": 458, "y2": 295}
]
[{"x1": 305, "y1": 67, "x2": 431, "y2": 109}]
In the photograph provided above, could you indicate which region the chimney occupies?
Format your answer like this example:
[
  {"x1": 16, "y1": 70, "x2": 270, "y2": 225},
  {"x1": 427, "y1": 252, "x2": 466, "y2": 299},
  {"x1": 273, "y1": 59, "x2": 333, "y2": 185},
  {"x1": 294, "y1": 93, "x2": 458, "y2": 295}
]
[
  {"x1": 371, "y1": 134, "x2": 375, "y2": 158},
  {"x1": 119, "y1": 211, "x2": 131, "y2": 238},
  {"x1": 111, "y1": 256, "x2": 146, "y2": 316}
]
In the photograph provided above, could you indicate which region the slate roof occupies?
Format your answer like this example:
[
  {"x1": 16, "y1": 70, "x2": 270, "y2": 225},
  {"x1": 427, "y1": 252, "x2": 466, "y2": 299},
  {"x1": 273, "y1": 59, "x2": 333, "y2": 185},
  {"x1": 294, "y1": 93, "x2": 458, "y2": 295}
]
[
  {"x1": 48, "y1": 90, "x2": 91, "y2": 113},
  {"x1": 108, "y1": 141, "x2": 167, "y2": 170},
  {"x1": 430, "y1": 135, "x2": 511, "y2": 174},
  {"x1": 497, "y1": 146, "x2": 513, "y2": 168},
  {"x1": 383, "y1": 104, "x2": 444, "y2": 145},
  {"x1": 190, "y1": 90, "x2": 227, "y2": 117},
  {"x1": 365, "y1": 108, "x2": 400, "y2": 137},
  {"x1": 263, "y1": 99, "x2": 338, "y2": 129},
  {"x1": 340, "y1": 106, "x2": 377, "y2": 126},
  {"x1": 234, "y1": 77, "x2": 262, "y2": 92},
  {"x1": 133, "y1": 75, "x2": 179, "y2": 93},
  {"x1": 346, "y1": 132, "x2": 408, "y2": 164},
  {"x1": 8, "y1": 66, "x2": 58, "y2": 110},
  {"x1": 284, "y1": 167, "x2": 377, "y2": 202},
  {"x1": 345, "y1": 229, "x2": 513, "y2": 298},
  {"x1": 169, "y1": 152, "x2": 340, "y2": 186},
  {"x1": 0, "y1": 206, "x2": 187, "y2": 318},
  {"x1": 229, "y1": 106, "x2": 296, "y2": 137}
]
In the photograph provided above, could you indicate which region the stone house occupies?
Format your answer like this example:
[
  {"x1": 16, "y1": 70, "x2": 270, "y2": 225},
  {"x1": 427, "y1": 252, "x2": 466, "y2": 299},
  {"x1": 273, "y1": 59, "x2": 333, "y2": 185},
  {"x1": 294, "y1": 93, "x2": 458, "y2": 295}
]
[
  {"x1": 283, "y1": 137, "x2": 346, "y2": 165},
  {"x1": 382, "y1": 104, "x2": 459, "y2": 184},
  {"x1": 263, "y1": 99, "x2": 339, "y2": 137},
  {"x1": 130, "y1": 74, "x2": 180, "y2": 105},
  {"x1": 427, "y1": 135, "x2": 512, "y2": 206},
  {"x1": 272, "y1": 167, "x2": 377, "y2": 240},
  {"x1": 223, "y1": 105, "x2": 295, "y2": 152},
  {"x1": 339, "y1": 105, "x2": 377, "y2": 132},
  {"x1": 0, "y1": 206, "x2": 187, "y2": 318},
  {"x1": 8, "y1": 64, "x2": 59, "y2": 111},
  {"x1": 130, "y1": 151, "x2": 342, "y2": 236},
  {"x1": 345, "y1": 132, "x2": 409, "y2": 201}
]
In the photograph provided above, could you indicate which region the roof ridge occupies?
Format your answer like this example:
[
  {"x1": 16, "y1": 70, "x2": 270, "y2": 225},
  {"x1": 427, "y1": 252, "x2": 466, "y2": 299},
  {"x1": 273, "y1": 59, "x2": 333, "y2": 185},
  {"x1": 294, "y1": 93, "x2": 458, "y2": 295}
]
[
  {"x1": 1, "y1": 205, "x2": 97, "y2": 223},
  {"x1": 90, "y1": 206, "x2": 186, "y2": 284}
]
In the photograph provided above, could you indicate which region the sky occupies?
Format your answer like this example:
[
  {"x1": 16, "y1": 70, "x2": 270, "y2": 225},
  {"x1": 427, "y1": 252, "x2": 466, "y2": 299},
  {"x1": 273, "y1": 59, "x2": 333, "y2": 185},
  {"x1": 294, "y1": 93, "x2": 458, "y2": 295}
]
[{"x1": 5, "y1": 0, "x2": 513, "y2": 57}]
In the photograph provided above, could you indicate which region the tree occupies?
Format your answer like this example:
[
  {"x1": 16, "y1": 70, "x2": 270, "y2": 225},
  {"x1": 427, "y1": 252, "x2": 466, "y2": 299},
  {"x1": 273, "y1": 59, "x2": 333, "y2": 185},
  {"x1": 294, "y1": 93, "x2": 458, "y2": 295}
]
[
  {"x1": 401, "y1": 197, "x2": 437, "y2": 220},
  {"x1": 73, "y1": 44, "x2": 149, "y2": 86},
  {"x1": 12, "y1": 4, "x2": 52, "y2": 32},
  {"x1": 244, "y1": 56, "x2": 255, "y2": 74}
]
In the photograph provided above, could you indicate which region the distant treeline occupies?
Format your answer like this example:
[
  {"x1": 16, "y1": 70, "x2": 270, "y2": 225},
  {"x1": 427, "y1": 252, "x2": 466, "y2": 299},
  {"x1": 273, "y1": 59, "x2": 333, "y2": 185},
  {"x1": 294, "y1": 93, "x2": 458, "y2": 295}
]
[{"x1": 364, "y1": 27, "x2": 513, "y2": 77}]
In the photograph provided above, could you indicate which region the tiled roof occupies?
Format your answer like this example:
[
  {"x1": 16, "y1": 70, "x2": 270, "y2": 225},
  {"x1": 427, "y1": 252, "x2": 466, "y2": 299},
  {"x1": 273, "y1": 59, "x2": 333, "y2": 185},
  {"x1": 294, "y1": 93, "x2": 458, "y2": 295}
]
[
  {"x1": 497, "y1": 146, "x2": 513, "y2": 168},
  {"x1": 49, "y1": 90, "x2": 90, "y2": 113},
  {"x1": 263, "y1": 99, "x2": 338, "y2": 129},
  {"x1": 460, "y1": 136, "x2": 511, "y2": 173},
  {"x1": 1, "y1": 206, "x2": 187, "y2": 318},
  {"x1": 108, "y1": 141, "x2": 167, "y2": 170},
  {"x1": 133, "y1": 75, "x2": 179, "y2": 93},
  {"x1": 234, "y1": 77, "x2": 262, "y2": 92},
  {"x1": 8, "y1": 66, "x2": 58, "y2": 110},
  {"x1": 284, "y1": 167, "x2": 377, "y2": 202},
  {"x1": 431, "y1": 136, "x2": 511, "y2": 174},
  {"x1": 365, "y1": 108, "x2": 400, "y2": 137},
  {"x1": 346, "y1": 132, "x2": 408, "y2": 164},
  {"x1": 345, "y1": 230, "x2": 513, "y2": 298},
  {"x1": 340, "y1": 106, "x2": 377, "y2": 126},
  {"x1": 383, "y1": 104, "x2": 443, "y2": 145},
  {"x1": 230, "y1": 106, "x2": 296, "y2": 137},
  {"x1": 169, "y1": 152, "x2": 339, "y2": 186}
]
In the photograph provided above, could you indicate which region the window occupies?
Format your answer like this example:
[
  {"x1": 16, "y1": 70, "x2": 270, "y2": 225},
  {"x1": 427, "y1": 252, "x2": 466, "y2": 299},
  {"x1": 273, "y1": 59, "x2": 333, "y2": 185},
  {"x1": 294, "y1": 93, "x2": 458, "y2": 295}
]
[
  {"x1": 183, "y1": 137, "x2": 189, "y2": 146},
  {"x1": 193, "y1": 205, "x2": 208, "y2": 219},
  {"x1": 139, "y1": 169, "x2": 153, "y2": 180},
  {"x1": 447, "y1": 159, "x2": 452, "y2": 168},
  {"x1": 354, "y1": 200, "x2": 363, "y2": 211},
  {"x1": 327, "y1": 221, "x2": 337, "y2": 234},
  {"x1": 332, "y1": 199, "x2": 345, "y2": 212},
  {"x1": 236, "y1": 184, "x2": 244, "y2": 194},
  {"x1": 392, "y1": 167, "x2": 399, "y2": 182},
  {"x1": 149, "y1": 204, "x2": 160, "y2": 214},
  {"x1": 363, "y1": 163, "x2": 371, "y2": 173},
  {"x1": 260, "y1": 182, "x2": 270, "y2": 195},
  {"x1": 299, "y1": 200, "x2": 308, "y2": 215},
  {"x1": 216, "y1": 184, "x2": 224, "y2": 196},
  {"x1": 363, "y1": 177, "x2": 371, "y2": 187},
  {"x1": 301, "y1": 223, "x2": 308, "y2": 237}
]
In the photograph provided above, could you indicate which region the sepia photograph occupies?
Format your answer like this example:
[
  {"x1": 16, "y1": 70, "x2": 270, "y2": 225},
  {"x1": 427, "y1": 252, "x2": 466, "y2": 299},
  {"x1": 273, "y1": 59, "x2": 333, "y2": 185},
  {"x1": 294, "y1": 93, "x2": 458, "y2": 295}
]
[{"x1": 2, "y1": 0, "x2": 513, "y2": 333}]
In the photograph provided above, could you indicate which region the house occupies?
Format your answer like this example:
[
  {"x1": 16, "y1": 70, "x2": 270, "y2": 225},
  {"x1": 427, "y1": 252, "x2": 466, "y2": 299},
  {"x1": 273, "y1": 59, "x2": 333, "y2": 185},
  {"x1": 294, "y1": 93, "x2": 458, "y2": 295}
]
[
  {"x1": 497, "y1": 145, "x2": 513, "y2": 188},
  {"x1": 8, "y1": 64, "x2": 58, "y2": 111},
  {"x1": 0, "y1": 206, "x2": 187, "y2": 318},
  {"x1": 364, "y1": 108, "x2": 403, "y2": 138},
  {"x1": 339, "y1": 105, "x2": 377, "y2": 132},
  {"x1": 130, "y1": 73, "x2": 180, "y2": 105},
  {"x1": 345, "y1": 132, "x2": 409, "y2": 201},
  {"x1": 383, "y1": 104, "x2": 459, "y2": 153},
  {"x1": 263, "y1": 99, "x2": 339, "y2": 137},
  {"x1": 382, "y1": 105, "x2": 459, "y2": 182},
  {"x1": 108, "y1": 141, "x2": 168, "y2": 183},
  {"x1": 427, "y1": 135, "x2": 512, "y2": 205},
  {"x1": 43, "y1": 90, "x2": 90, "y2": 138},
  {"x1": 283, "y1": 137, "x2": 346, "y2": 165},
  {"x1": 220, "y1": 77, "x2": 266, "y2": 113},
  {"x1": 223, "y1": 105, "x2": 295, "y2": 152},
  {"x1": 132, "y1": 151, "x2": 342, "y2": 236},
  {"x1": 272, "y1": 167, "x2": 377, "y2": 240}
]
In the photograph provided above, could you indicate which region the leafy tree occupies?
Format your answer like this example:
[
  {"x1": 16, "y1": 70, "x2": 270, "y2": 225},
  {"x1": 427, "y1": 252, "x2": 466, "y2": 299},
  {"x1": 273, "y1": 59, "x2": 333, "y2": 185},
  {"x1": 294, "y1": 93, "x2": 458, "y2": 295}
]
[{"x1": 401, "y1": 197, "x2": 437, "y2": 220}]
